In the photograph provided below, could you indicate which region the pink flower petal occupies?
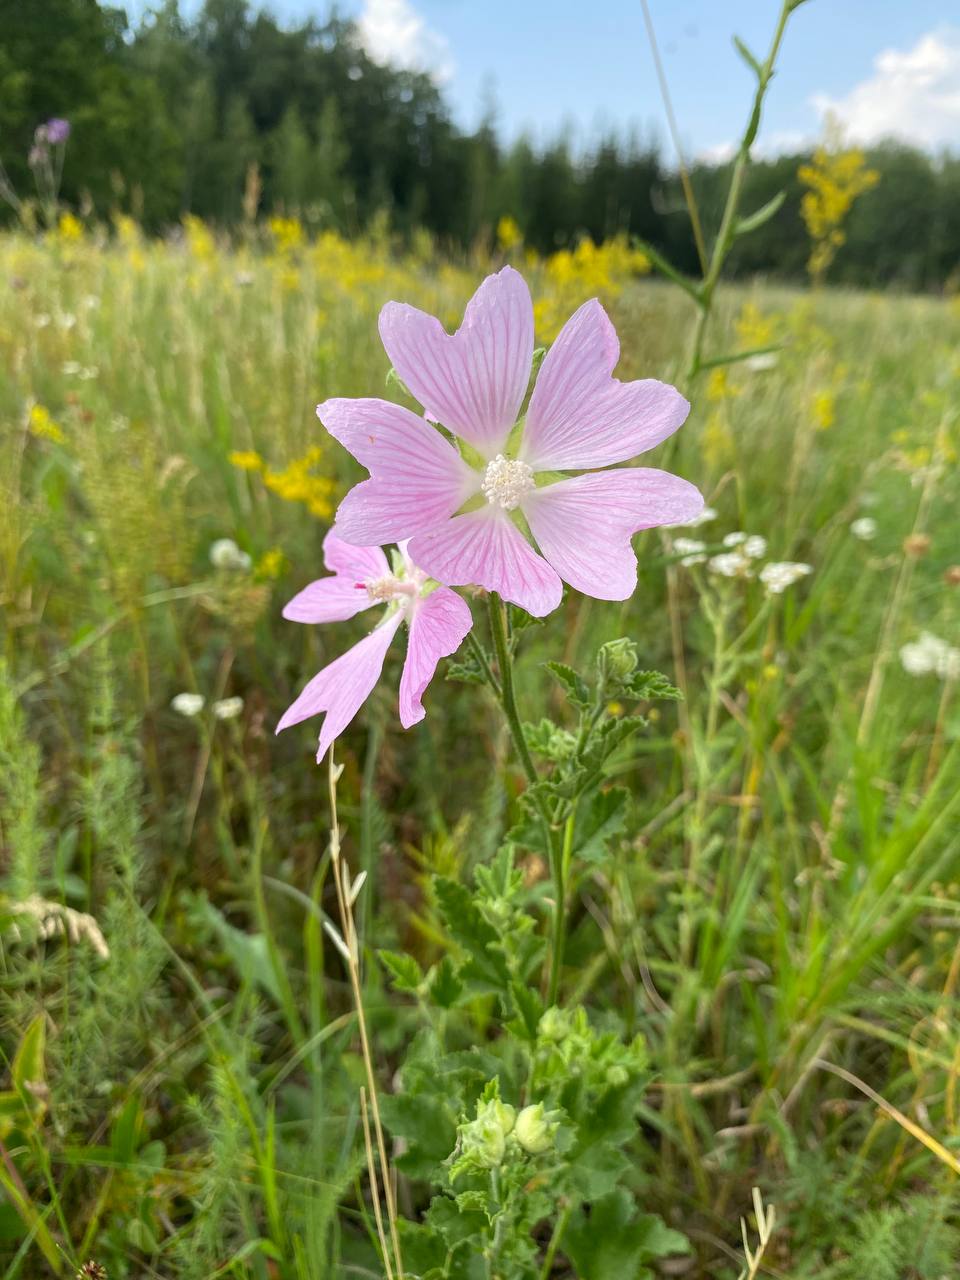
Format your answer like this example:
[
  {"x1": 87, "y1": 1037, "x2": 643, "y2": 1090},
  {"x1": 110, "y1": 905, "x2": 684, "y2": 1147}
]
[
  {"x1": 282, "y1": 577, "x2": 376, "y2": 624},
  {"x1": 378, "y1": 266, "x2": 534, "y2": 458},
  {"x1": 276, "y1": 612, "x2": 403, "y2": 760},
  {"x1": 523, "y1": 468, "x2": 704, "y2": 600},
  {"x1": 409, "y1": 507, "x2": 563, "y2": 618},
  {"x1": 398, "y1": 588, "x2": 473, "y2": 728},
  {"x1": 282, "y1": 531, "x2": 388, "y2": 624},
  {"x1": 319, "y1": 397, "x2": 478, "y2": 544},
  {"x1": 522, "y1": 299, "x2": 690, "y2": 471},
  {"x1": 322, "y1": 530, "x2": 390, "y2": 580}
]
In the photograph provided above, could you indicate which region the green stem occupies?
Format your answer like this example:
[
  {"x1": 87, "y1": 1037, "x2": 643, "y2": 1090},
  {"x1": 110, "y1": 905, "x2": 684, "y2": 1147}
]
[
  {"x1": 486, "y1": 594, "x2": 565, "y2": 1005},
  {"x1": 539, "y1": 1201, "x2": 573, "y2": 1280},
  {"x1": 686, "y1": 0, "x2": 795, "y2": 379}
]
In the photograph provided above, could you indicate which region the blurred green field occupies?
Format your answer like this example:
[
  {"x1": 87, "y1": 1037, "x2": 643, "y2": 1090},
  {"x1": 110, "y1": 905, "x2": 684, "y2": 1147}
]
[{"x1": 1, "y1": 222, "x2": 959, "y2": 1278}]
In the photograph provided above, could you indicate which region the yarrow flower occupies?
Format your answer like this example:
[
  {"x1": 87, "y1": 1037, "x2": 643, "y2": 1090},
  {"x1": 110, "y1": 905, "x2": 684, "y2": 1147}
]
[
  {"x1": 277, "y1": 531, "x2": 472, "y2": 760},
  {"x1": 210, "y1": 537, "x2": 252, "y2": 571},
  {"x1": 171, "y1": 692, "x2": 205, "y2": 717},
  {"x1": 850, "y1": 516, "x2": 877, "y2": 541},
  {"x1": 672, "y1": 536, "x2": 707, "y2": 566},
  {"x1": 759, "y1": 561, "x2": 813, "y2": 594},
  {"x1": 213, "y1": 696, "x2": 244, "y2": 721},
  {"x1": 318, "y1": 267, "x2": 703, "y2": 616},
  {"x1": 899, "y1": 632, "x2": 960, "y2": 681}
]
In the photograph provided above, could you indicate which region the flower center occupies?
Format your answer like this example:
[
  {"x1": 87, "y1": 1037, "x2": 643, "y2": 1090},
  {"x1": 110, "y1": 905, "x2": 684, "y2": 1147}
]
[
  {"x1": 481, "y1": 455, "x2": 534, "y2": 511},
  {"x1": 363, "y1": 574, "x2": 416, "y2": 603}
]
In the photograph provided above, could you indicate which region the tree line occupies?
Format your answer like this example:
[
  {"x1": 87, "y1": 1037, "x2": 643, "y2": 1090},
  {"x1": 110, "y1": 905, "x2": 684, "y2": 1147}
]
[{"x1": 2, "y1": 0, "x2": 960, "y2": 290}]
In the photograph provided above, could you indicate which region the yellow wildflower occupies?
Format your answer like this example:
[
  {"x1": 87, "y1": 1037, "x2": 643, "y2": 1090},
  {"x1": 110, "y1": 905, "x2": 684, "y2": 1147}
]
[
  {"x1": 798, "y1": 117, "x2": 879, "y2": 285},
  {"x1": 255, "y1": 547, "x2": 287, "y2": 580},
  {"x1": 811, "y1": 390, "x2": 835, "y2": 431},
  {"x1": 57, "y1": 212, "x2": 84, "y2": 243},
  {"x1": 269, "y1": 216, "x2": 304, "y2": 256},
  {"x1": 497, "y1": 215, "x2": 523, "y2": 253},
  {"x1": 229, "y1": 450, "x2": 265, "y2": 472},
  {"x1": 183, "y1": 215, "x2": 216, "y2": 263},
  {"x1": 735, "y1": 302, "x2": 776, "y2": 349},
  {"x1": 28, "y1": 404, "x2": 66, "y2": 444}
]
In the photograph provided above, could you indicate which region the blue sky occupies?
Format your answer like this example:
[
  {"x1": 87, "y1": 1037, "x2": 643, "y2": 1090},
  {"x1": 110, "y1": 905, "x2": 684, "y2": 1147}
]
[{"x1": 162, "y1": 1, "x2": 960, "y2": 155}]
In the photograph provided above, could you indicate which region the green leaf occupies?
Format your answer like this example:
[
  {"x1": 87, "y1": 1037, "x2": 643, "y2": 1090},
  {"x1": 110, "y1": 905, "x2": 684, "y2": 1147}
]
[
  {"x1": 634, "y1": 239, "x2": 704, "y2": 303},
  {"x1": 697, "y1": 342, "x2": 783, "y2": 372},
  {"x1": 379, "y1": 949, "x2": 424, "y2": 994},
  {"x1": 563, "y1": 1190, "x2": 689, "y2": 1280},
  {"x1": 509, "y1": 980, "x2": 544, "y2": 1041},
  {"x1": 734, "y1": 190, "x2": 786, "y2": 237},
  {"x1": 544, "y1": 661, "x2": 590, "y2": 709},
  {"x1": 427, "y1": 955, "x2": 464, "y2": 1008},
  {"x1": 434, "y1": 877, "x2": 510, "y2": 993},
  {"x1": 732, "y1": 34, "x2": 762, "y2": 77},
  {"x1": 379, "y1": 1092, "x2": 457, "y2": 1179},
  {"x1": 573, "y1": 788, "x2": 629, "y2": 865},
  {"x1": 12, "y1": 1014, "x2": 45, "y2": 1103},
  {"x1": 619, "y1": 669, "x2": 682, "y2": 703},
  {"x1": 524, "y1": 717, "x2": 577, "y2": 762},
  {"x1": 446, "y1": 658, "x2": 487, "y2": 686}
]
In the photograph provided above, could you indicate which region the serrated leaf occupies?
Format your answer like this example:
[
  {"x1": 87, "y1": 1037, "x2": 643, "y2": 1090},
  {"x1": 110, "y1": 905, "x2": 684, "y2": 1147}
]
[
  {"x1": 620, "y1": 669, "x2": 682, "y2": 703},
  {"x1": 379, "y1": 1092, "x2": 457, "y2": 1179},
  {"x1": 544, "y1": 661, "x2": 590, "y2": 709},
  {"x1": 446, "y1": 658, "x2": 486, "y2": 686},
  {"x1": 524, "y1": 717, "x2": 577, "y2": 762},
  {"x1": 379, "y1": 949, "x2": 424, "y2": 994},
  {"x1": 434, "y1": 877, "x2": 510, "y2": 992},
  {"x1": 732, "y1": 34, "x2": 762, "y2": 77},
  {"x1": 734, "y1": 189, "x2": 786, "y2": 237},
  {"x1": 563, "y1": 1189, "x2": 689, "y2": 1280},
  {"x1": 510, "y1": 980, "x2": 544, "y2": 1040},
  {"x1": 574, "y1": 788, "x2": 629, "y2": 865},
  {"x1": 428, "y1": 955, "x2": 464, "y2": 1008}
]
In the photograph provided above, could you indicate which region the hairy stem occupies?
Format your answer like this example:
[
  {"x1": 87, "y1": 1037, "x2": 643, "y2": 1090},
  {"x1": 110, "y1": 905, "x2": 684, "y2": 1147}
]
[{"x1": 486, "y1": 594, "x2": 565, "y2": 1005}]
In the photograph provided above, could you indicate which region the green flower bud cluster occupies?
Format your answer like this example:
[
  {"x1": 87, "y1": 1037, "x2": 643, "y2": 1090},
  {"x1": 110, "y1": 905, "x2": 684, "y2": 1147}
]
[
  {"x1": 533, "y1": 1005, "x2": 647, "y2": 1097},
  {"x1": 450, "y1": 1082, "x2": 562, "y2": 1180}
]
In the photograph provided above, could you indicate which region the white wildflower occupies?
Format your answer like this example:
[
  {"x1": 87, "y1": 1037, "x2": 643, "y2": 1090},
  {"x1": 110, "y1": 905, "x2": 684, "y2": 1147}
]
[
  {"x1": 743, "y1": 535, "x2": 767, "y2": 559},
  {"x1": 744, "y1": 352, "x2": 779, "y2": 372},
  {"x1": 673, "y1": 537, "x2": 707, "y2": 566},
  {"x1": 34, "y1": 313, "x2": 51, "y2": 328},
  {"x1": 172, "y1": 692, "x2": 205, "y2": 717},
  {"x1": 62, "y1": 360, "x2": 82, "y2": 375},
  {"x1": 723, "y1": 531, "x2": 747, "y2": 548},
  {"x1": 709, "y1": 549, "x2": 754, "y2": 579},
  {"x1": 210, "y1": 537, "x2": 252, "y2": 571},
  {"x1": 213, "y1": 696, "x2": 244, "y2": 721},
  {"x1": 900, "y1": 632, "x2": 960, "y2": 680},
  {"x1": 760, "y1": 561, "x2": 813, "y2": 595},
  {"x1": 850, "y1": 517, "x2": 877, "y2": 541}
]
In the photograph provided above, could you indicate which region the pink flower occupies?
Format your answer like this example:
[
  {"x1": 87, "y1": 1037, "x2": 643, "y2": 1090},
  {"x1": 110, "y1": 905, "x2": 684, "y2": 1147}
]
[
  {"x1": 277, "y1": 530, "x2": 472, "y2": 760},
  {"x1": 318, "y1": 267, "x2": 703, "y2": 616}
]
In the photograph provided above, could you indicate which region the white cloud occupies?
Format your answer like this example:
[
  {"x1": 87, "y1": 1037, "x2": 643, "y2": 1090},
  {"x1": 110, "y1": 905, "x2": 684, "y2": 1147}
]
[
  {"x1": 813, "y1": 28, "x2": 960, "y2": 149},
  {"x1": 357, "y1": 0, "x2": 454, "y2": 84}
]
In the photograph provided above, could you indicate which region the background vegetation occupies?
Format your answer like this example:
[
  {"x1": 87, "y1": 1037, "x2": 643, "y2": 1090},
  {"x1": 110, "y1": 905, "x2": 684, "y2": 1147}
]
[{"x1": 3, "y1": 0, "x2": 960, "y2": 288}]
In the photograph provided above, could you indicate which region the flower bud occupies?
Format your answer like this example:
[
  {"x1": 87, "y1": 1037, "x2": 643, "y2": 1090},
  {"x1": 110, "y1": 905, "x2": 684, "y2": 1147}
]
[
  {"x1": 458, "y1": 1097, "x2": 516, "y2": 1169},
  {"x1": 538, "y1": 1007, "x2": 570, "y2": 1043},
  {"x1": 515, "y1": 1103, "x2": 559, "y2": 1155},
  {"x1": 903, "y1": 533, "x2": 931, "y2": 558},
  {"x1": 597, "y1": 638, "x2": 638, "y2": 687}
]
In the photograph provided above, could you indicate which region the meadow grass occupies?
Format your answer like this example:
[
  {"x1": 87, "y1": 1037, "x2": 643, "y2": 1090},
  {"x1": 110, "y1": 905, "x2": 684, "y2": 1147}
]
[{"x1": 1, "y1": 222, "x2": 959, "y2": 1278}]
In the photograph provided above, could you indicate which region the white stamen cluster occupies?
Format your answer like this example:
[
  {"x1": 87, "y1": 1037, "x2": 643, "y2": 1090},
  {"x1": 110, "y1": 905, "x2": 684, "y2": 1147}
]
[
  {"x1": 481, "y1": 454, "x2": 534, "y2": 511},
  {"x1": 365, "y1": 574, "x2": 402, "y2": 602},
  {"x1": 900, "y1": 632, "x2": 960, "y2": 681}
]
